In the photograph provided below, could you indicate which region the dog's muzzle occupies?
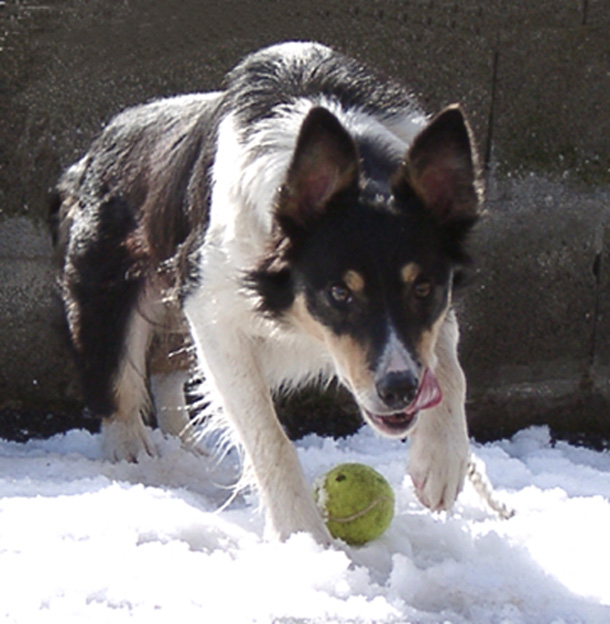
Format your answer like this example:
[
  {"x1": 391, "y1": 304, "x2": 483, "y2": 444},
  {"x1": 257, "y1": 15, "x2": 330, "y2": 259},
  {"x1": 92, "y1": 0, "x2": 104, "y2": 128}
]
[{"x1": 364, "y1": 368, "x2": 442, "y2": 437}]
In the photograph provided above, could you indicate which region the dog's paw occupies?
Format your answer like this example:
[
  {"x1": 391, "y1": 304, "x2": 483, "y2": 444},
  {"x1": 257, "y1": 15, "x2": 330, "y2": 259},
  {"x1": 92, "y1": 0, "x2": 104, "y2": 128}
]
[
  {"x1": 267, "y1": 502, "x2": 333, "y2": 546},
  {"x1": 263, "y1": 475, "x2": 334, "y2": 546},
  {"x1": 101, "y1": 416, "x2": 158, "y2": 462},
  {"x1": 408, "y1": 432, "x2": 469, "y2": 512}
]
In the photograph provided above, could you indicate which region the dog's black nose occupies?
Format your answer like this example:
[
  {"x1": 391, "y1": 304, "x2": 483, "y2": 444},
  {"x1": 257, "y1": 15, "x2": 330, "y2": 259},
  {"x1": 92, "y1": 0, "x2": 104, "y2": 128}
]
[{"x1": 376, "y1": 371, "x2": 419, "y2": 410}]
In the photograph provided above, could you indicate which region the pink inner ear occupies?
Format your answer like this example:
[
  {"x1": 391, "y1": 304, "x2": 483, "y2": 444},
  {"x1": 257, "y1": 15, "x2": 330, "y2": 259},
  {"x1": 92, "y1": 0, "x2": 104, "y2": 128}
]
[
  {"x1": 419, "y1": 167, "x2": 455, "y2": 220},
  {"x1": 299, "y1": 168, "x2": 339, "y2": 213}
]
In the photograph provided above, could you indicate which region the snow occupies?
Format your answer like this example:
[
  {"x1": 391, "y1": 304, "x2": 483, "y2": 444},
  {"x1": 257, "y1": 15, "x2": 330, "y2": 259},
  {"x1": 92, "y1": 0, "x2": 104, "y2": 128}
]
[{"x1": 1, "y1": 424, "x2": 609, "y2": 623}]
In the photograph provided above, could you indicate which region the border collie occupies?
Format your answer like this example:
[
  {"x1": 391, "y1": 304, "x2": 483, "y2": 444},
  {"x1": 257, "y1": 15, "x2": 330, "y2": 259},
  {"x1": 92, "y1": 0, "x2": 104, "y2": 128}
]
[{"x1": 53, "y1": 42, "x2": 482, "y2": 543}]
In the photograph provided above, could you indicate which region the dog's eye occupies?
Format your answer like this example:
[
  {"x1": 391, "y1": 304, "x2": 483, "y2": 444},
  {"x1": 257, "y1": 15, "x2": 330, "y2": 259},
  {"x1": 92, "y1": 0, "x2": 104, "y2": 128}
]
[
  {"x1": 413, "y1": 280, "x2": 432, "y2": 299},
  {"x1": 328, "y1": 283, "x2": 352, "y2": 305}
]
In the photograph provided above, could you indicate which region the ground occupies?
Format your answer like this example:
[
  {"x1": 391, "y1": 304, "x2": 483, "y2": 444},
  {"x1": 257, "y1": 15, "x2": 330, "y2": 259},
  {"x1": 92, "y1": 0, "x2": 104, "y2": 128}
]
[{"x1": 1, "y1": 423, "x2": 609, "y2": 622}]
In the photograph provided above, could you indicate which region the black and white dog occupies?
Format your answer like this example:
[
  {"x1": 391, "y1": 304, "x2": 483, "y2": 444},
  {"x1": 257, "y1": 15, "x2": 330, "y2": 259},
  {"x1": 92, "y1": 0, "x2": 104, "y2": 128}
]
[{"x1": 54, "y1": 42, "x2": 482, "y2": 544}]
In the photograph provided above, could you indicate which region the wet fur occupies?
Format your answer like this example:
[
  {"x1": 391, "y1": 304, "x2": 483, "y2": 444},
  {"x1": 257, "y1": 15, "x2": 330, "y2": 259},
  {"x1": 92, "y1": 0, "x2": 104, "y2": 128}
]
[{"x1": 54, "y1": 42, "x2": 482, "y2": 543}]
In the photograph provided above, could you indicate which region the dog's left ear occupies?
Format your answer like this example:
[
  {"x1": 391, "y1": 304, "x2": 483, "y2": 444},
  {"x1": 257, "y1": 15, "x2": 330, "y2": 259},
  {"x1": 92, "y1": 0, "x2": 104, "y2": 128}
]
[
  {"x1": 396, "y1": 105, "x2": 482, "y2": 224},
  {"x1": 277, "y1": 107, "x2": 360, "y2": 233}
]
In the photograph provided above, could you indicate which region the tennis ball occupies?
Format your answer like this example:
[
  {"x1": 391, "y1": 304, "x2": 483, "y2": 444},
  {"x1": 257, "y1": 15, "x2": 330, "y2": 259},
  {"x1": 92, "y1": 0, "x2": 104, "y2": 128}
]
[{"x1": 314, "y1": 463, "x2": 394, "y2": 545}]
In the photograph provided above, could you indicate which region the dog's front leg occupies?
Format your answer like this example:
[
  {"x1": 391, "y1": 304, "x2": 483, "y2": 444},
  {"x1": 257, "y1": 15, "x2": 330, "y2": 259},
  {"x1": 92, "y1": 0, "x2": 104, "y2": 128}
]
[
  {"x1": 187, "y1": 311, "x2": 332, "y2": 544},
  {"x1": 408, "y1": 311, "x2": 470, "y2": 511}
]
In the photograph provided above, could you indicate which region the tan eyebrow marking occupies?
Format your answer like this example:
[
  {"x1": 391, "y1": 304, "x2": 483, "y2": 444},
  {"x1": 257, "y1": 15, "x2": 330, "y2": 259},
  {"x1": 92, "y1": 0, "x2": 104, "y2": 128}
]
[
  {"x1": 343, "y1": 269, "x2": 365, "y2": 293},
  {"x1": 401, "y1": 262, "x2": 421, "y2": 284}
]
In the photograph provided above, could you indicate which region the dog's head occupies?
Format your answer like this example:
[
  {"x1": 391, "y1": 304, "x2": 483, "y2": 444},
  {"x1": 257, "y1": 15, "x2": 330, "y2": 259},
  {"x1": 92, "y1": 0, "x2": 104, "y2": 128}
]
[{"x1": 250, "y1": 105, "x2": 482, "y2": 438}]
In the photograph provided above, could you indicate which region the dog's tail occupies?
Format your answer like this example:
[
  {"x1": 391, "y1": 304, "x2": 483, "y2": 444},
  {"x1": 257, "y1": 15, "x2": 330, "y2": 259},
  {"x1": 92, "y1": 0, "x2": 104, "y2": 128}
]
[
  {"x1": 467, "y1": 456, "x2": 516, "y2": 520},
  {"x1": 49, "y1": 158, "x2": 88, "y2": 263}
]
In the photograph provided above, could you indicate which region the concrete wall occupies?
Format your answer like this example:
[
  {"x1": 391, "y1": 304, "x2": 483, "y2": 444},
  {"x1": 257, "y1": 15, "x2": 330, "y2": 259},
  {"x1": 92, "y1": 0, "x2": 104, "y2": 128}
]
[{"x1": 2, "y1": 0, "x2": 609, "y2": 442}]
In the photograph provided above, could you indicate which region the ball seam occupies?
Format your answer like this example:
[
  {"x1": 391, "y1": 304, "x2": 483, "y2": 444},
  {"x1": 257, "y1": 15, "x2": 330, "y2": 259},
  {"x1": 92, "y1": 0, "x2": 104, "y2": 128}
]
[{"x1": 326, "y1": 494, "x2": 393, "y2": 524}]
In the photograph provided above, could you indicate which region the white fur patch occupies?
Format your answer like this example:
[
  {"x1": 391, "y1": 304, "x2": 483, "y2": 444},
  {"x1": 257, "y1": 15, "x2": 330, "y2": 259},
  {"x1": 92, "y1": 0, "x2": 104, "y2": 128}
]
[{"x1": 378, "y1": 325, "x2": 418, "y2": 376}]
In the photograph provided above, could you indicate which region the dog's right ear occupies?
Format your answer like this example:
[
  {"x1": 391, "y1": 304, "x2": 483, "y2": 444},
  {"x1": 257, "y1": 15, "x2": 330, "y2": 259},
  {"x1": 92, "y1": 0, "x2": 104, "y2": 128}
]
[
  {"x1": 276, "y1": 107, "x2": 359, "y2": 234},
  {"x1": 396, "y1": 105, "x2": 482, "y2": 226}
]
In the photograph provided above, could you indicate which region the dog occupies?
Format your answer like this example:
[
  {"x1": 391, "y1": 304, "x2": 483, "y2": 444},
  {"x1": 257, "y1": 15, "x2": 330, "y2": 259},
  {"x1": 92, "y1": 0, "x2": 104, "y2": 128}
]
[{"x1": 53, "y1": 41, "x2": 482, "y2": 544}]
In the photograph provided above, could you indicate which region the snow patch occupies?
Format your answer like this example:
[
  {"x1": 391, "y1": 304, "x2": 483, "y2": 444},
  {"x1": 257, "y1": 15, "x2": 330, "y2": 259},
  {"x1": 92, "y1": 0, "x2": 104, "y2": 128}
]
[{"x1": 0, "y1": 425, "x2": 609, "y2": 622}]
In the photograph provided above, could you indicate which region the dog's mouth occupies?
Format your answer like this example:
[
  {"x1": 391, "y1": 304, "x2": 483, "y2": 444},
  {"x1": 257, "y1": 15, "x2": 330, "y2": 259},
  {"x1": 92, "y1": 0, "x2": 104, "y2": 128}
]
[{"x1": 364, "y1": 368, "x2": 442, "y2": 437}]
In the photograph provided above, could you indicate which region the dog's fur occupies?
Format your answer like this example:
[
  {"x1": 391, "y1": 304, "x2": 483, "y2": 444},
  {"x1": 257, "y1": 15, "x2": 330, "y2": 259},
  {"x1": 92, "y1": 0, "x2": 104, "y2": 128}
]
[{"x1": 53, "y1": 42, "x2": 482, "y2": 544}]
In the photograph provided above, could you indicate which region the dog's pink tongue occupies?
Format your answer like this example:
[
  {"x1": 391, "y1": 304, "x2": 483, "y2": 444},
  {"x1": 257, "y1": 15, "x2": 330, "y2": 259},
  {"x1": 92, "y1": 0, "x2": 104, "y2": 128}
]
[{"x1": 407, "y1": 368, "x2": 442, "y2": 414}]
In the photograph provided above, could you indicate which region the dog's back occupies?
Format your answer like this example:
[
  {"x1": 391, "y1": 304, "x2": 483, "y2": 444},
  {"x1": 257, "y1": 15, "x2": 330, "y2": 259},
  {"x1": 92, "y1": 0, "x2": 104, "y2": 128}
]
[{"x1": 54, "y1": 93, "x2": 222, "y2": 276}]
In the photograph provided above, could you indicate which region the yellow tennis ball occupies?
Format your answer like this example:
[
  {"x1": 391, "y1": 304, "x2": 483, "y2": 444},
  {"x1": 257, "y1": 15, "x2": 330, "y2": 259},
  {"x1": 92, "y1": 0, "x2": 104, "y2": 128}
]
[{"x1": 314, "y1": 463, "x2": 395, "y2": 545}]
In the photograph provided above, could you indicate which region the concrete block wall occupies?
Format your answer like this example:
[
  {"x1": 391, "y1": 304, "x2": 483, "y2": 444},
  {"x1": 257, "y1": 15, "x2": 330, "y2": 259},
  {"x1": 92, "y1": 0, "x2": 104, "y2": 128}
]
[{"x1": 1, "y1": 0, "x2": 609, "y2": 442}]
